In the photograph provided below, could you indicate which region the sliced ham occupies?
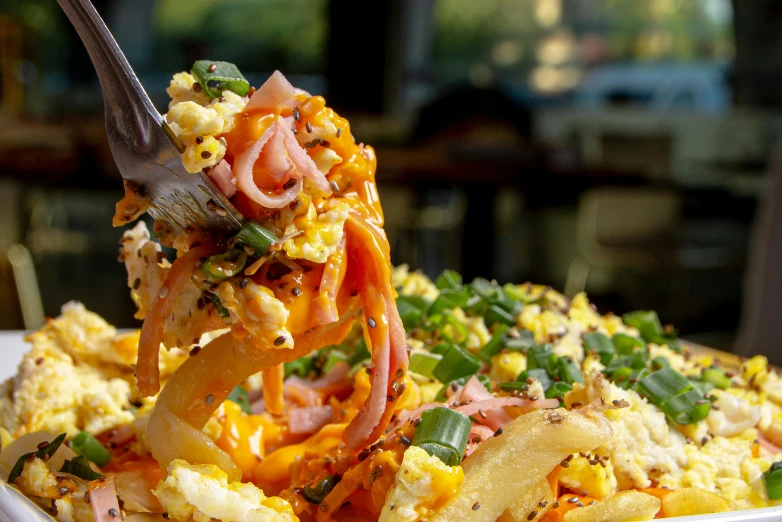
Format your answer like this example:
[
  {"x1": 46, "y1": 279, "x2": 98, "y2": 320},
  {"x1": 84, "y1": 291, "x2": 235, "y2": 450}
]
[
  {"x1": 288, "y1": 405, "x2": 334, "y2": 435},
  {"x1": 233, "y1": 120, "x2": 302, "y2": 208},
  {"x1": 466, "y1": 424, "x2": 495, "y2": 456},
  {"x1": 276, "y1": 117, "x2": 331, "y2": 193},
  {"x1": 457, "y1": 376, "x2": 559, "y2": 430},
  {"x1": 257, "y1": 126, "x2": 293, "y2": 183},
  {"x1": 209, "y1": 160, "x2": 236, "y2": 198},
  {"x1": 245, "y1": 70, "x2": 296, "y2": 112},
  {"x1": 284, "y1": 362, "x2": 351, "y2": 407},
  {"x1": 88, "y1": 477, "x2": 122, "y2": 522}
]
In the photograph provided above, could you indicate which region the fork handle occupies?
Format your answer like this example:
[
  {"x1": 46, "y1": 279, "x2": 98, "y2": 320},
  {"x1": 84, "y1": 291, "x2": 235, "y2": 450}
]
[{"x1": 57, "y1": 0, "x2": 161, "y2": 142}]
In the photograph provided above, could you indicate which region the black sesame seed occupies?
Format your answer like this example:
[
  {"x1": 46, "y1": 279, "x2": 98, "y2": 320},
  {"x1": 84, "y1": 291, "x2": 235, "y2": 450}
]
[
  {"x1": 306, "y1": 122, "x2": 312, "y2": 133},
  {"x1": 283, "y1": 178, "x2": 297, "y2": 190},
  {"x1": 193, "y1": 83, "x2": 202, "y2": 92},
  {"x1": 527, "y1": 510, "x2": 538, "y2": 520},
  {"x1": 329, "y1": 180, "x2": 340, "y2": 192},
  {"x1": 336, "y1": 128, "x2": 343, "y2": 138},
  {"x1": 387, "y1": 394, "x2": 395, "y2": 402},
  {"x1": 577, "y1": 502, "x2": 585, "y2": 507},
  {"x1": 494, "y1": 428, "x2": 504, "y2": 437},
  {"x1": 190, "y1": 346, "x2": 201, "y2": 356},
  {"x1": 399, "y1": 435, "x2": 411, "y2": 447},
  {"x1": 108, "y1": 508, "x2": 118, "y2": 518},
  {"x1": 367, "y1": 317, "x2": 376, "y2": 328},
  {"x1": 293, "y1": 107, "x2": 301, "y2": 122},
  {"x1": 396, "y1": 368, "x2": 405, "y2": 378},
  {"x1": 208, "y1": 63, "x2": 217, "y2": 72},
  {"x1": 201, "y1": 150, "x2": 212, "y2": 159},
  {"x1": 472, "y1": 501, "x2": 481, "y2": 511},
  {"x1": 413, "y1": 417, "x2": 422, "y2": 427},
  {"x1": 568, "y1": 497, "x2": 579, "y2": 504},
  {"x1": 195, "y1": 136, "x2": 203, "y2": 144},
  {"x1": 206, "y1": 200, "x2": 217, "y2": 211},
  {"x1": 205, "y1": 393, "x2": 214, "y2": 405},
  {"x1": 59, "y1": 486, "x2": 70, "y2": 496},
  {"x1": 274, "y1": 335, "x2": 286, "y2": 346},
  {"x1": 292, "y1": 287, "x2": 302, "y2": 297},
  {"x1": 320, "y1": 503, "x2": 328, "y2": 512}
]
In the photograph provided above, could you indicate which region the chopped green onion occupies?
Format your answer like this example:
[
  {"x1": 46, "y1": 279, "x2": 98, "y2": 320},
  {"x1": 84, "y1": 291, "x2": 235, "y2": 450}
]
[
  {"x1": 429, "y1": 288, "x2": 470, "y2": 315},
  {"x1": 409, "y1": 352, "x2": 443, "y2": 379},
  {"x1": 483, "y1": 304, "x2": 516, "y2": 327},
  {"x1": 545, "y1": 381, "x2": 573, "y2": 400},
  {"x1": 517, "y1": 368, "x2": 553, "y2": 391},
  {"x1": 233, "y1": 221, "x2": 279, "y2": 257},
  {"x1": 227, "y1": 385, "x2": 252, "y2": 413},
  {"x1": 504, "y1": 331, "x2": 535, "y2": 352},
  {"x1": 60, "y1": 456, "x2": 104, "y2": 481},
  {"x1": 323, "y1": 350, "x2": 348, "y2": 374},
  {"x1": 526, "y1": 344, "x2": 554, "y2": 371},
  {"x1": 412, "y1": 408, "x2": 471, "y2": 466},
  {"x1": 284, "y1": 356, "x2": 314, "y2": 379},
  {"x1": 583, "y1": 333, "x2": 615, "y2": 365},
  {"x1": 435, "y1": 269, "x2": 462, "y2": 290},
  {"x1": 611, "y1": 367, "x2": 633, "y2": 383},
  {"x1": 502, "y1": 283, "x2": 525, "y2": 302},
  {"x1": 470, "y1": 278, "x2": 498, "y2": 301},
  {"x1": 396, "y1": 296, "x2": 427, "y2": 330},
  {"x1": 433, "y1": 345, "x2": 481, "y2": 383},
  {"x1": 651, "y1": 356, "x2": 671, "y2": 371},
  {"x1": 622, "y1": 310, "x2": 665, "y2": 342},
  {"x1": 438, "y1": 314, "x2": 470, "y2": 345},
  {"x1": 431, "y1": 343, "x2": 454, "y2": 356},
  {"x1": 477, "y1": 325, "x2": 510, "y2": 362},
  {"x1": 70, "y1": 431, "x2": 110, "y2": 467},
  {"x1": 612, "y1": 333, "x2": 646, "y2": 355},
  {"x1": 202, "y1": 249, "x2": 247, "y2": 281},
  {"x1": 210, "y1": 294, "x2": 230, "y2": 318},
  {"x1": 499, "y1": 381, "x2": 529, "y2": 392},
  {"x1": 638, "y1": 366, "x2": 691, "y2": 404},
  {"x1": 702, "y1": 368, "x2": 731, "y2": 390},
  {"x1": 690, "y1": 380, "x2": 715, "y2": 395},
  {"x1": 662, "y1": 389, "x2": 711, "y2": 424},
  {"x1": 764, "y1": 462, "x2": 782, "y2": 500},
  {"x1": 556, "y1": 356, "x2": 584, "y2": 385},
  {"x1": 7, "y1": 433, "x2": 66, "y2": 484},
  {"x1": 191, "y1": 60, "x2": 251, "y2": 99},
  {"x1": 302, "y1": 474, "x2": 341, "y2": 504}
]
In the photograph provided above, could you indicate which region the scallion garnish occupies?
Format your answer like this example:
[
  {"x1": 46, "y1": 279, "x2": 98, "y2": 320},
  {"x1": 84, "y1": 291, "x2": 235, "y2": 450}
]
[
  {"x1": 556, "y1": 356, "x2": 584, "y2": 385},
  {"x1": 409, "y1": 352, "x2": 443, "y2": 379},
  {"x1": 438, "y1": 313, "x2": 470, "y2": 345},
  {"x1": 323, "y1": 350, "x2": 348, "y2": 373},
  {"x1": 302, "y1": 474, "x2": 342, "y2": 504},
  {"x1": 60, "y1": 456, "x2": 104, "y2": 481},
  {"x1": 638, "y1": 367, "x2": 711, "y2": 424},
  {"x1": 545, "y1": 381, "x2": 573, "y2": 400},
  {"x1": 191, "y1": 60, "x2": 251, "y2": 99},
  {"x1": 435, "y1": 269, "x2": 462, "y2": 290},
  {"x1": 429, "y1": 288, "x2": 470, "y2": 315},
  {"x1": 583, "y1": 332, "x2": 615, "y2": 365},
  {"x1": 764, "y1": 462, "x2": 782, "y2": 500},
  {"x1": 435, "y1": 374, "x2": 490, "y2": 402},
  {"x1": 412, "y1": 408, "x2": 471, "y2": 466},
  {"x1": 651, "y1": 356, "x2": 671, "y2": 371},
  {"x1": 503, "y1": 330, "x2": 535, "y2": 352},
  {"x1": 284, "y1": 356, "x2": 313, "y2": 379},
  {"x1": 517, "y1": 368, "x2": 553, "y2": 391},
  {"x1": 433, "y1": 345, "x2": 481, "y2": 383},
  {"x1": 70, "y1": 431, "x2": 110, "y2": 467},
  {"x1": 210, "y1": 294, "x2": 230, "y2": 318},
  {"x1": 233, "y1": 221, "x2": 279, "y2": 257},
  {"x1": 483, "y1": 304, "x2": 516, "y2": 327},
  {"x1": 612, "y1": 333, "x2": 646, "y2": 355},
  {"x1": 202, "y1": 249, "x2": 247, "y2": 281},
  {"x1": 227, "y1": 385, "x2": 252, "y2": 413},
  {"x1": 526, "y1": 344, "x2": 554, "y2": 371},
  {"x1": 396, "y1": 296, "x2": 427, "y2": 330},
  {"x1": 622, "y1": 310, "x2": 681, "y2": 352},
  {"x1": 702, "y1": 368, "x2": 731, "y2": 390},
  {"x1": 7, "y1": 433, "x2": 66, "y2": 484},
  {"x1": 477, "y1": 325, "x2": 510, "y2": 362}
]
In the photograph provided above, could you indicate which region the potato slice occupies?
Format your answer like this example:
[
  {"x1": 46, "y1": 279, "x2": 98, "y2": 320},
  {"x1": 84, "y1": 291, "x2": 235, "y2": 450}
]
[
  {"x1": 661, "y1": 487, "x2": 734, "y2": 517},
  {"x1": 563, "y1": 490, "x2": 660, "y2": 522},
  {"x1": 497, "y1": 480, "x2": 554, "y2": 522},
  {"x1": 430, "y1": 408, "x2": 612, "y2": 522}
]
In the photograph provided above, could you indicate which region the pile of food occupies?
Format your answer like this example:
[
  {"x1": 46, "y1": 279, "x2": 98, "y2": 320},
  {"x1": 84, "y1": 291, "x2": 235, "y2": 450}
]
[{"x1": 2, "y1": 63, "x2": 782, "y2": 522}]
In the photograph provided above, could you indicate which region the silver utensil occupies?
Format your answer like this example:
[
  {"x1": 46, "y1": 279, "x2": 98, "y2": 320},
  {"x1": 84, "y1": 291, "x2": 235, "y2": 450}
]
[{"x1": 56, "y1": 0, "x2": 243, "y2": 235}]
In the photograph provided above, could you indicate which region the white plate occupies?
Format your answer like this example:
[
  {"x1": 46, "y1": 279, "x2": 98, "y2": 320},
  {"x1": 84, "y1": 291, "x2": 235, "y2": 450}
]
[{"x1": 3, "y1": 332, "x2": 782, "y2": 520}]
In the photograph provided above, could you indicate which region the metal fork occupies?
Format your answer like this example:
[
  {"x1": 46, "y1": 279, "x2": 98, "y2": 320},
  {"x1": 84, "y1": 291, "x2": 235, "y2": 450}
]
[{"x1": 56, "y1": 0, "x2": 243, "y2": 236}]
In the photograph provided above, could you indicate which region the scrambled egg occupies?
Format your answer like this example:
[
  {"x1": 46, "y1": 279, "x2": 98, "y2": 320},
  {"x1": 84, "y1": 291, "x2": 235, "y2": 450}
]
[
  {"x1": 379, "y1": 446, "x2": 464, "y2": 522},
  {"x1": 120, "y1": 221, "x2": 170, "y2": 320},
  {"x1": 281, "y1": 200, "x2": 351, "y2": 264},
  {"x1": 448, "y1": 308, "x2": 491, "y2": 353},
  {"x1": 217, "y1": 280, "x2": 291, "y2": 349},
  {"x1": 566, "y1": 372, "x2": 688, "y2": 490},
  {"x1": 659, "y1": 431, "x2": 771, "y2": 509},
  {"x1": 14, "y1": 456, "x2": 93, "y2": 522},
  {"x1": 154, "y1": 460, "x2": 298, "y2": 522},
  {"x1": 489, "y1": 351, "x2": 527, "y2": 383},
  {"x1": 392, "y1": 265, "x2": 440, "y2": 302},
  {"x1": 165, "y1": 72, "x2": 246, "y2": 173},
  {"x1": 0, "y1": 303, "x2": 135, "y2": 438},
  {"x1": 559, "y1": 453, "x2": 618, "y2": 499}
]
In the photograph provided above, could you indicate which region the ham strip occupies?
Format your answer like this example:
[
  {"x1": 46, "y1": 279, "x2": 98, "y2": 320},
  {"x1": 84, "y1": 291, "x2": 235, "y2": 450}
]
[
  {"x1": 245, "y1": 70, "x2": 296, "y2": 112},
  {"x1": 209, "y1": 160, "x2": 236, "y2": 198},
  {"x1": 277, "y1": 117, "x2": 331, "y2": 193},
  {"x1": 233, "y1": 120, "x2": 302, "y2": 208},
  {"x1": 288, "y1": 405, "x2": 334, "y2": 435},
  {"x1": 88, "y1": 477, "x2": 121, "y2": 522}
]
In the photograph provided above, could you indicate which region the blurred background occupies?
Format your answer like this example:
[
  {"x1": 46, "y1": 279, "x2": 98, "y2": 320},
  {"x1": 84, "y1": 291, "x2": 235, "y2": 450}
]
[{"x1": 1, "y1": 0, "x2": 781, "y2": 358}]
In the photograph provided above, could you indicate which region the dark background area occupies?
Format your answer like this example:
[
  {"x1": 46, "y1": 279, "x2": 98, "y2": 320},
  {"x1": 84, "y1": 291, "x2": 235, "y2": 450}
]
[{"x1": 1, "y1": 0, "x2": 780, "y2": 358}]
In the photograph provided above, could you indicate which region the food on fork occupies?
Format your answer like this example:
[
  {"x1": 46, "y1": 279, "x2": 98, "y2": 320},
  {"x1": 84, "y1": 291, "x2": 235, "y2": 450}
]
[{"x1": 4, "y1": 63, "x2": 782, "y2": 522}]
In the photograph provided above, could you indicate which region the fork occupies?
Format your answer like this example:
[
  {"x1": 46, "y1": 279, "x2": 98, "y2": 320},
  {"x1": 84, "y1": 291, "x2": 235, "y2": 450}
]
[{"x1": 56, "y1": 0, "x2": 243, "y2": 236}]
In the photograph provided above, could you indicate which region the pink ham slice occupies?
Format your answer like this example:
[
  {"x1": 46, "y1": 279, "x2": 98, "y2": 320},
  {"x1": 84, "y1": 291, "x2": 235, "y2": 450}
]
[
  {"x1": 465, "y1": 424, "x2": 495, "y2": 456},
  {"x1": 245, "y1": 70, "x2": 296, "y2": 112},
  {"x1": 276, "y1": 117, "x2": 331, "y2": 193},
  {"x1": 233, "y1": 120, "x2": 302, "y2": 208},
  {"x1": 288, "y1": 405, "x2": 334, "y2": 435},
  {"x1": 209, "y1": 160, "x2": 236, "y2": 198},
  {"x1": 88, "y1": 477, "x2": 121, "y2": 522},
  {"x1": 457, "y1": 376, "x2": 559, "y2": 430}
]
